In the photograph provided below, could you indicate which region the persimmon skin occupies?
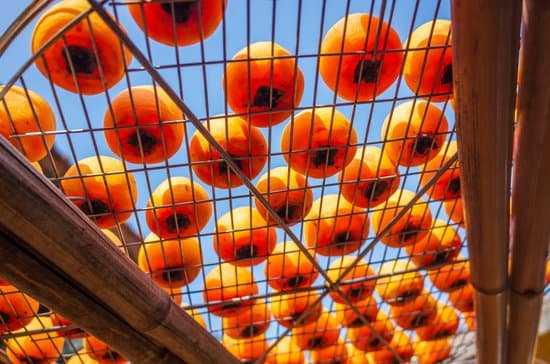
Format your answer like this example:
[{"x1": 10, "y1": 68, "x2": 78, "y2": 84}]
[
  {"x1": 371, "y1": 189, "x2": 433, "y2": 248},
  {"x1": 50, "y1": 312, "x2": 87, "y2": 339},
  {"x1": 190, "y1": 115, "x2": 267, "y2": 189},
  {"x1": 428, "y1": 258, "x2": 470, "y2": 292},
  {"x1": 0, "y1": 285, "x2": 39, "y2": 334},
  {"x1": 444, "y1": 197, "x2": 466, "y2": 229},
  {"x1": 404, "y1": 20, "x2": 453, "y2": 102},
  {"x1": 304, "y1": 195, "x2": 369, "y2": 256},
  {"x1": 381, "y1": 100, "x2": 448, "y2": 167},
  {"x1": 224, "y1": 42, "x2": 304, "y2": 127},
  {"x1": 320, "y1": 13, "x2": 403, "y2": 101},
  {"x1": 348, "y1": 311, "x2": 394, "y2": 352},
  {"x1": 420, "y1": 141, "x2": 461, "y2": 201},
  {"x1": 376, "y1": 259, "x2": 425, "y2": 306},
  {"x1": 414, "y1": 338, "x2": 452, "y2": 364},
  {"x1": 138, "y1": 233, "x2": 202, "y2": 289},
  {"x1": 222, "y1": 299, "x2": 270, "y2": 339},
  {"x1": 361, "y1": 330, "x2": 414, "y2": 364},
  {"x1": 84, "y1": 336, "x2": 126, "y2": 364},
  {"x1": 405, "y1": 218, "x2": 462, "y2": 268},
  {"x1": 61, "y1": 156, "x2": 138, "y2": 228},
  {"x1": 464, "y1": 311, "x2": 476, "y2": 331},
  {"x1": 0, "y1": 86, "x2": 56, "y2": 162},
  {"x1": 335, "y1": 296, "x2": 379, "y2": 328},
  {"x1": 265, "y1": 336, "x2": 305, "y2": 364},
  {"x1": 448, "y1": 284, "x2": 475, "y2": 313},
  {"x1": 222, "y1": 334, "x2": 268, "y2": 363},
  {"x1": 213, "y1": 207, "x2": 277, "y2": 267},
  {"x1": 203, "y1": 263, "x2": 258, "y2": 317},
  {"x1": 104, "y1": 86, "x2": 184, "y2": 164},
  {"x1": 127, "y1": 0, "x2": 226, "y2": 47},
  {"x1": 390, "y1": 291, "x2": 437, "y2": 330},
  {"x1": 310, "y1": 339, "x2": 348, "y2": 364},
  {"x1": 270, "y1": 291, "x2": 322, "y2": 329},
  {"x1": 255, "y1": 167, "x2": 313, "y2": 226},
  {"x1": 265, "y1": 240, "x2": 319, "y2": 291},
  {"x1": 146, "y1": 176, "x2": 212, "y2": 239},
  {"x1": 32, "y1": 0, "x2": 132, "y2": 95},
  {"x1": 415, "y1": 304, "x2": 460, "y2": 340},
  {"x1": 281, "y1": 107, "x2": 357, "y2": 179},
  {"x1": 6, "y1": 317, "x2": 65, "y2": 364},
  {"x1": 339, "y1": 146, "x2": 400, "y2": 208},
  {"x1": 327, "y1": 256, "x2": 376, "y2": 303},
  {"x1": 546, "y1": 260, "x2": 550, "y2": 285},
  {"x1": 292, "y1": 311, "x2": 340, "y2": 350}
]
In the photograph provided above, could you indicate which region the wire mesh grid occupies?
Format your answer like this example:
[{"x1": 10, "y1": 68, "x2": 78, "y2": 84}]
[{"x1": 0, "y1": 0, "x2": 540, "y2": 363}]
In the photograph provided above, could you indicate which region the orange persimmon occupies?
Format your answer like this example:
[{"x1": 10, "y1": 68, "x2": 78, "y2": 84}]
[
  {"x1": 203, "y1": 263, "x2": 258, "y2": 317},
  {"x1": 304, "y1": 195, "x2": 369, "y2": 256},
  {"x1": 389, "y1": 291, "x2": 437, "y2": 330},
  {"x1": 327, "y1": 256, "x2": 376, "y2": 303},
  {"x1": 0, "y1": 285, "x2": 39, "y2": 334},
  {"x1": 348, "y1": 311, "x2": 394, "y2": 352},
  {"x1": 310, "y1": 339, "x2": 348, "y2": 364},
  {"x1": 404, "y1": 20, "x2": 453, "y2": 102},
  {"x1": 265, "y1": 336, "x2": 305, "y2": 364},
  {"x1": 414, "y1": 338, "x2": 452, "y2": 364},
  {"x1": 224, "y1": 42, "x2": 304, "y2": 127},
  {"x1": 376, "y1": 259, "x2": 424, "y2": 305},
  {"x1": 420, "y1": 141, "x2": 461, "y2": 201},
  {"x1": 213, "y1": 207, "x2": 277, "y2": 266},
  {"x1": 270, "y1": 291, "x2": 322, "y2": 329},
  {"x1": 0, "y1": 277, "x2": 8, "y2": 286},
  {"x1": 335, "y1": 296, "x2": 379, "y2": 328},
  {"x1": 84, "y1": 336, "x2": 126, "y2": 364},
  {"x1": 181, "y1": 302, "x2": 207, "y2": 329},
  {"x1": 67, "y1": 350, "x2": 99, "y2": 364},
  {"x1": 464, "y1": 311, "x2": 475, "y2": 331},
  {"x1": 222, "y1": 299, "x2": 270, "y2": 339},
  {"x1": 255, "y1": 167, "x2": 313, "y2": 226},
  {"x1": 101, "y1": 229, "x2": 125, "y2": 253},
  {"x1": 0, "y1": 85, "x2": 56, "y2": 162},
  {"x1": 381, "y1": 100, "x2": 448, "y2": 166},
  {"x1": 265, "y1": 240, "x2": 319, "y2": 291},
  {"x1": 292, "y1": 311, "x2": 340, "y2": 350},
  {"x1": 443, "y1": 197, "x2": 466, "y2": 228},
  {"x1": 61, "y1": 156, "x2": 137, "y2": 228},
  {"x1": 405, "y1": 219, "x2": 462, "y2": 268},
  {"x1": 371, "y1": 189, "x2": 433, "y2": 248},
  {"x1": 448, "y1": 284, "x2": 475, "y2": 313},
  {"x1": 127, "y1": 0, "x2": 226, "y2": 46},
  {"x1": 6, "y1": 317, "x2": 64, "y2": 364},
  {"x1": 362, "y1": 330, "x2": 414, "y2": 364},
  {"x1": 222, "y1": 334, "x2": 268, "y2": 363},
  {"x1": 427, "y1": 257, "x2": 470, "y2": 292},
  {"x1": 546, "y1": 260, "x2": 550, "y2": 284},
  {"x1": 146, "y1": 176, "x2": 212, "y2": 239},
  {"x1": 104, "y1": 86, "x2": 184, "y2": 164},
  {"x1": 415, "y1": 304, "x2": 460, "y2": 340},
  {"x1": 32, "y1": 0, "x2": 132, "y2": 94},
  {"x1": 339, "y1": 146, "x2": 400, "y2": 208},
  {"x1": 319, "y1": 13, "x2": 403, "y2": 101},
  {"x1": 163, "y1": 286, "x2": 182, "y2": 305},
  {"x1": 190, "y1": 115, "x2": 267, "y2": 189},
  {"x1": 138, "y1": 233, "x2": 202, "y2": 289},
  {"x1": 50, "y1": 311, "x2": 87, "y2": 339},
  {"x1": 281, "y1": 107, "x2": 357, "y2": 179}
]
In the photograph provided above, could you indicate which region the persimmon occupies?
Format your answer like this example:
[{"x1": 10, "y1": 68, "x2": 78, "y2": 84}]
[
  {"x1": 339, "y1": 146, "x2": 400, "y2": 208},
  {"x1": 163, "y1": 286, "x2": 182, "y2": 305},
  {"x1": 67, "y1": 350, "x2": 99, "y2": 364},
  {"x1": 101, "y1": 229, "x2": 125, "y2": 253},
  {"x1": 415, "y1": 304, "x2": 460, "y2": 340},
  {"x1": 319, "y1": 13, "x2": 403, "y2": 101},
  {"x1": 190, "y1": 115, "x2": 267, "y2": 189},
  {"x1": 376, "y1": 259, "x2": 424, "y2": 305},
  {"x1": 255, "y1": 167, "x2": 313, "y2": 226},
  {"x1": 304, "y1": 195, "x2": 369, "y2": 256},
  {"x1": 335, "y1": 296, "x2": 379, "y2": 328},
  {"x1": 127, "y1": 0, "x2": 226, "y2": 47},
  {"x1": 222, "y1": 334, "x2": 268, "y2": 363},
  {"x1": 6, "y1": 316, "x2": 64, "y2": 363},
  {"x1": 464, "y1": 311, "x2": 476, "y2": 331},
  {"x1": 138, "y1": 233, "x2": 202, "y2": 288},
  {"x1": 0, "y1": 285, "x2": 39, "y2": 333},
  {"x1": 348, "y1": 310, "x2": 394, "y2": 352},
  {"x1": 0, "y1": 85, "x2": 56, "y2": 162},
  {"x1": 327, "y1": 256, "x2": 376, "y2": 303},
  {"x1": 61, "y1": 156, "x2": 137, "y2": 228},
  {"x1": 203, "y1": 263, "x2": 258, "y2": 317},
  {"x1": 443, "y1": 197, "x2": 466, "y2": 228},
  {"x1": 270, "y1": 291, "x2": 322, "y2": 329},
  {"x1": 414, "y1": 338, "x2": 452, "y2": 364},
  {"x1": 222, "y1": 299, "x2": 270, "y2": 339},
  {"x1": 0, "y1": 277, "x2": 8, "y2": 286},
  {"x1": 420, "y1": 141, "x2": 461, "y2": 201},
  {"x1": 31, "y1": 162, "x2": 44, "y2": 174},
  {"x1": 104, "y1": 86, "x2": 184, "y2": 164},
  {"x1": 362, "y1": 330, "x2": 414, "y2": 364},
  {"x1": 310, "y1": 339, "x2": 348, "y2": 364},
  {"x1": 32, "y1": 0, "x2": 132, "y2": 94},
  {"x1": 371, "y1": 189, "x2": 433, "y2": 248},
  {"x1": 405, "y1": 219, "x2": 462, "y2": 268},
  {"x1": 50, "y1": 311, "x2": 86, "y2": 339},
  {"x1": 448, "y1": 283, "x2": 475, "y2": 313},
  {"x1": 546, "y1": 260, "x2": 550, "y2": 284},
  {"x1": 265, "y1": 336, "x2": 304, "y2": 364},
  {"x1": 84, "y1": 336, "x2": 126, "y2": 364},
  {"x1": 265, "y1": 240, "x2": 319, "y2": 291},
  {"x1": 281, "y1": 107, "x2": 357, "y2": 179},
  {"x1": 146, "y1": 176, "x2": 211, "y2": 239},
  {"x1": 224, "y1": 42, "x2": 304, "y2": 127},
  {"x1": 381, "y1": 100, "x2": 448, "y2": 166},
  {"x1": 292, "y1": 311, "x2": 340, "y2": 350},
  {"x1": 389, "y1": 291, "x2": 437, "y2": 330},
  {"x1": 404, "y1": 20, "x2": 453, "y2": 102},
  {"x1": 427, "y1": 258, "x2": 470, "y2": 292}
]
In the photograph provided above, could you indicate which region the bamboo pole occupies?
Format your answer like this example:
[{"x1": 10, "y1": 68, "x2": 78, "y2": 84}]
[
  {"x1": 508, "y1": 1, "x2": 550, "y2": 362},
  {"x1": 451, "y1": 1, "x2": 521, "y2": 363},
  {"x1": 0, "y1": 138, "x2": 238, "y2": 364}
]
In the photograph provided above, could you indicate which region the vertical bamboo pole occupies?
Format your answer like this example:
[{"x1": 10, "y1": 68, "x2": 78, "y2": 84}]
[{"x1": 451, "y1": 1, "x2": 521, "y2": 363}]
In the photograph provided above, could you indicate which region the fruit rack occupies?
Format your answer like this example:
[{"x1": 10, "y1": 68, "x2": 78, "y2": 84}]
[{"x1": 0, "y1": 0, "x2": 546, "y2": 363}]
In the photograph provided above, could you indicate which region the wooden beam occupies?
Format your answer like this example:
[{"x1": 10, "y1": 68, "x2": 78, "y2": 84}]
[
  {"x1": 451, "y1": 0, "x2": 521, "y2": 363},
  {"x1": 0, "y1": 138, "x2": 238, "y2": 364},
  {"x1": 508, "y1": 1, "x2": 550, "y2": 362}
]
